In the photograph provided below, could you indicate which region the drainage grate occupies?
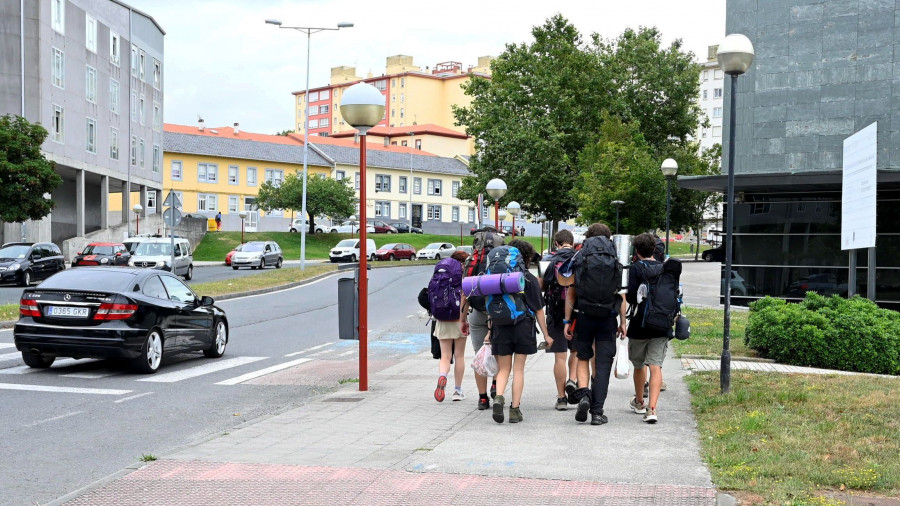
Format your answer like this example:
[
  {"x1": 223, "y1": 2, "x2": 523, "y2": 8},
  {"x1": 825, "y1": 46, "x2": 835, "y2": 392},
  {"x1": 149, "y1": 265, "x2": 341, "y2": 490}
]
[{"x1": 323, "y1": 397, "x2": 364, "y2": 403}]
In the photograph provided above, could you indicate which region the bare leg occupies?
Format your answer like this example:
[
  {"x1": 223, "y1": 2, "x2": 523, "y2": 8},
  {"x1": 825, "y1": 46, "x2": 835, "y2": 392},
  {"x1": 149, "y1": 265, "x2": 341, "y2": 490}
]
[
  {"x1": 474, "y1": 371, "x2": 487, "y2": 395},
  {"x1": 576, "y1": 358, "x2": 591, "y2": 389},
  {"x1": 452, "y1": 336, "x2": 467, "y2": 388},
  {"x1": 495, "y1": 355, "x2": 512, "y2": 400},
  {"x1": 510, "y1": 354, "x2": 527, "y2": 407},
  {"x1": 567, "y1": 351, "x2": 578, "y2": 383},
  {"x1": 438, "y1": 339, "x2": 453, "y2": 375},
  {"x1": 633, "y1": 366, "x2": 647, "y2": 404},
  {"x1": 648, "y1": 364, "x2": 663, "y2": 410},
  {"x1": 553, "y1": 352, "x2": 567, "y2": 397}
]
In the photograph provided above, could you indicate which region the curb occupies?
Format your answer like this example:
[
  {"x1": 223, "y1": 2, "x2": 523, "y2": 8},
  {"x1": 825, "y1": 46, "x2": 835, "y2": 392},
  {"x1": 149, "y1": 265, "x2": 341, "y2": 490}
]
[{"x1": 681, "y1": 354, "x2": 775, "y2": 363}]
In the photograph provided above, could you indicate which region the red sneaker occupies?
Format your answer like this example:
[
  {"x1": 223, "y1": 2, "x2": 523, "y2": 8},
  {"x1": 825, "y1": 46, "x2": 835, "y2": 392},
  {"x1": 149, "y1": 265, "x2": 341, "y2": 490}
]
[{"x1": 434, "y1": 376, "x2": 447, "y2": 402}]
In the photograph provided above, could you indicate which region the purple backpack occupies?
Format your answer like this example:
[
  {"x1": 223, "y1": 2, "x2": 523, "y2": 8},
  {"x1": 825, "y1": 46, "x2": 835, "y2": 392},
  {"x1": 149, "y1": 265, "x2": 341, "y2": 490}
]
[{"x1": 428, "y1": 258, "x2": 463, "y2": 321}]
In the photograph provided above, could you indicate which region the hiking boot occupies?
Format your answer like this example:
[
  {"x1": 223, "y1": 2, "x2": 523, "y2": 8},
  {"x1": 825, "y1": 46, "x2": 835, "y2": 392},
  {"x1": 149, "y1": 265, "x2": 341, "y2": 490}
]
[
  {"x1": 490, "y1": 382, "x2": 497, "y2": 399},
  {"x1": 643, "y1": 408, "x2": 658, "y2": 424},
  {"x1": 452, "y1": 388, "x2": 466, "y2": 401},
  {"x1": 509, "y1": 406, "x2": 523, "y2": 423},
  {"x1": 591, "y1": 413, "x2": 608, "y2": 425},
  {"x1": 575, "y1": 396, "x2": 590, "y2": 423},
  {"x1": 555, "y1": 397, "x2": 568, "y2": 411},
  {"x1": 630, "y1": 397, "x2": 647, "y2": 414},
  {"x1": 477, "y1": 397, "x2": 490, "y2": 410},
  {"x1": 434, "y1": 376, "x2": 447, "y2": 402},
  {"x1": 492, "y1": 395, "x2": 505, "y2": 423},
  {"x1": 565, "y1": 379, "x2": 577, "y2": 404}
]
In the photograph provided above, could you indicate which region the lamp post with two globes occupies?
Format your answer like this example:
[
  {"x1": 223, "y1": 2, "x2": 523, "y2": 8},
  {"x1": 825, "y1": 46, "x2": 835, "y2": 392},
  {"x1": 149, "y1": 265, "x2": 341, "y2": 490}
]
[
  {"x1": 507, "y1": 201, "x2": 521, "y2": 237},
  {"x1": 660, "y1": 158, "x2": 678, "y2": 257}
]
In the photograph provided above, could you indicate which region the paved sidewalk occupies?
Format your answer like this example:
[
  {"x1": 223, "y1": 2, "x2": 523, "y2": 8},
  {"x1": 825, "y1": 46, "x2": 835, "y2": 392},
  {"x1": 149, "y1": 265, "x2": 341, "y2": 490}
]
[{"x1": 58, "y1": 342, "x2": 725, "y2": 505}]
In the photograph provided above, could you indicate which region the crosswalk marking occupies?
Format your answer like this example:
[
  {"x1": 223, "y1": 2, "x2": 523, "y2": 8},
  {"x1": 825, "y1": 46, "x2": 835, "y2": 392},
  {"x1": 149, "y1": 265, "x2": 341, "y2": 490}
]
[
  {"x1": 0, "y1": 383, "x2": 131, "y2": 395},
  {"x1": 215, "y1": 357, "x2": 313, "y2": 385},
  {"x1": 136, "y1": 356, "x2": 267, "y2": 383},
  {"x1": 0, "y1": 358, "x2": 85, "y2": 375}
]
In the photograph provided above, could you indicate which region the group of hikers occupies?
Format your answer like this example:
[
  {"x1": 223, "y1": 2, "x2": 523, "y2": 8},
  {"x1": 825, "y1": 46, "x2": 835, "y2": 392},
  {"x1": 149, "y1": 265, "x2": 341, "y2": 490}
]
[{"x1": 424, "y1": 223, "x2": 685, "y2": 427}]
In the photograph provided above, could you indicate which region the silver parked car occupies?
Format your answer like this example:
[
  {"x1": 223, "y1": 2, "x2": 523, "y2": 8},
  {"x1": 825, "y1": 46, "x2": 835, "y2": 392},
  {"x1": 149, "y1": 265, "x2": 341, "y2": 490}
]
[{"x1": 231, "y1": 241, "x2": 283, "y2": 270}]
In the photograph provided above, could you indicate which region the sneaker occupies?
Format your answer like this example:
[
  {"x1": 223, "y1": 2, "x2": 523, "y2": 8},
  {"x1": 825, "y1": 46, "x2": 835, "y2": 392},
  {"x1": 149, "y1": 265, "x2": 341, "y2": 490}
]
[
  {"x1": 509, "y1": 406, "x2": 523, "y2": 423},
  {"x1": 434, "y1": 376, "x2": 447, "y2": 402},
  {"x1": 477, "y1": 397, "x2": 490, "y2": 410},
  {"x1": 555, "y1": 397, "x2": 568, "y2": 411},
  {"x1": 661, "y1": 381, "x2": 668, "y2": 391},
  {"x1": 565, "y1": 379, "x2": 577, "y2": 404},
  {"x1": 493, "y1": 394, "x2": 505, "y2": 423},
  {"x1": 490, "y1": 382, "x2": 497, "y2": 399},
  {"x1": 591, "y1": 413, "x2": 608, "y2": 425},
  {"x1": 575, "y1": 396, "x2": 590, "y2": 423},
  {"x1": 630, "y1": 397, "x2": 647, "y2": 414},
  {"x1": 643, "y1": 408, "x2": 658, "y2": 424},
  {"x1": 452, "y1": 388, "x2": 466, "y2": 401}
]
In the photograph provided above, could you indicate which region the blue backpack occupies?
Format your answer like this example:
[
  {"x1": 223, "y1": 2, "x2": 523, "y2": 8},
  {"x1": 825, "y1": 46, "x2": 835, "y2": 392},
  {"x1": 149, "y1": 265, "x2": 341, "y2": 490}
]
[
  {"x1": 428, "y1": 258, "x2": 463, "y2": 321},
  {"x1": 485, "y1": 246, "x2": 530, "y2": 326}
]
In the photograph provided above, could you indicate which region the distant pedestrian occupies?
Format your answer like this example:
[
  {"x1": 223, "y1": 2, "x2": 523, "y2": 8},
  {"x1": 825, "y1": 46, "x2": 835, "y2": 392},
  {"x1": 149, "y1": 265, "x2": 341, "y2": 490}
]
[
  {"x1": 539, "y1": 229, "x2": 579, "y2": 410},
  {"x1": 429, "y1": 250, "x2": 469, "y2": 402},
  {"x1": 215, "y1": 211, "x2": 222, "y2": 231}
]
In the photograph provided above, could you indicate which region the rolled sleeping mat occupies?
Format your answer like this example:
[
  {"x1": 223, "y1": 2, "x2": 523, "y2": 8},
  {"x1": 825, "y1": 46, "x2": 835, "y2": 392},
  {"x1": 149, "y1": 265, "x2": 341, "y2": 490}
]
[{"x1": 462, "y1": 272, "x2": 525, "y2": 296}]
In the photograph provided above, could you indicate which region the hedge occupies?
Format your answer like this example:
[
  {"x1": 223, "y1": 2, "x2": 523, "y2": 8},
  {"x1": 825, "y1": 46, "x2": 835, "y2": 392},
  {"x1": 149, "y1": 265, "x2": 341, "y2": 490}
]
[{"x1": 745, "y1": 293, "x2": 900, "y2": 375}]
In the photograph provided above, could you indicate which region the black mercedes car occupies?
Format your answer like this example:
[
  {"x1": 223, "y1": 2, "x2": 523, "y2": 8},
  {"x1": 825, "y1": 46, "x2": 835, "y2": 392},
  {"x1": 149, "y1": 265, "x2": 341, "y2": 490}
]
[{"x1": 14, "y1": 267, "x2": 228, "y2": 373}]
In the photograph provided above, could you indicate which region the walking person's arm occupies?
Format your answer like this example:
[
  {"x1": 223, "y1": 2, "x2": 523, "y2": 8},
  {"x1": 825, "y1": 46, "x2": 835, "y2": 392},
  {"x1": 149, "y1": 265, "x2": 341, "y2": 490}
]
[
  {"x1": 459, "y1": 292, "x2": 470, "y2": 336},
  {"x1": 563, "y1": 286, "x2": 576, "y2": 340}
]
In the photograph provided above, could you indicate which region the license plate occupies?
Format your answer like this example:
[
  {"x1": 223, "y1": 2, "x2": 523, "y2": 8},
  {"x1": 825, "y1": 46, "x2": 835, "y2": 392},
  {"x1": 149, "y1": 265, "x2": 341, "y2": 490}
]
[{"x1": 46, "y1": 306, "x2": 90, "y2": 318}]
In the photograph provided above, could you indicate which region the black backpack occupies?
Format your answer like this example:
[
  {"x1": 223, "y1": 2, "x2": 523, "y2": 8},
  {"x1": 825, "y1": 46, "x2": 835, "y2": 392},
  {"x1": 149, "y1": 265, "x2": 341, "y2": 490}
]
[
  {"x1": 463, "y1": 228, "x2": 503, "y2": 311},
  {"x1": 542, "y1": 247, "x2": 575, "y2": 324},
  {"x1": 573, "y1": 236, "x2": 623, "y2": 319},
  {"x1": 638, "y1": 259, "x2": 683, "y2": 332}
]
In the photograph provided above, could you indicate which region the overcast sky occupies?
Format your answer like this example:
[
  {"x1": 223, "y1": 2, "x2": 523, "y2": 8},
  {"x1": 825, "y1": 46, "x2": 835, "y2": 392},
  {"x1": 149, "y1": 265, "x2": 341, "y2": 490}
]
[{"x1": 126, "y1": 0, "x2": 726, "y2": 135}]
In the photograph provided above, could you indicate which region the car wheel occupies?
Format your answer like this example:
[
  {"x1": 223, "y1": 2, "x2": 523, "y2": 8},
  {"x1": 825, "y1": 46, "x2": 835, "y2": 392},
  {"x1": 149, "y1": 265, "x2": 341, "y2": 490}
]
[
  {"x1": 132, "y1": 329, "x2": 164, "y2": 374},
  {"x1": 289, "y1": 228, "x2": 297, "y2": 233},
  {"x1": 370, "y1": 254, "x2": 376, "y2": 261},
  {"x1": 22, "y1": 352, "x2": 55, "y2": 368},
  {"x1": 703, "y1": 252, "x2": 712, "y2": 262},
  {"x1": 259, "y1": 258, "x2": 266, "y2": 270},
  {"x1": 204, "y1": 319, "x2": 228, "y2": 358},
  {"x1": 184, "y1": 265, "x2": 193, "y2": 280},
  {"x1": 386, "y1": 230, "x2": 393, "y2": 234},
  {"x1": 18, "y1": 270, "x2": 31, "y2": 287},
  {"x1": 276, "y1": 257, "x2": 283, "y2": 269},
  {"x1": 233, "y1": 266, "x2": 239, "y2": 270},
  {"x1": 350, "y1": 254, "x2": 357, "y2": 263},
  {"x1": 388, "y1": 254, "x2": 395, "y2": 261},
  {"x1": 330, "y1": 229, "x2": 337, "y2": 233}
]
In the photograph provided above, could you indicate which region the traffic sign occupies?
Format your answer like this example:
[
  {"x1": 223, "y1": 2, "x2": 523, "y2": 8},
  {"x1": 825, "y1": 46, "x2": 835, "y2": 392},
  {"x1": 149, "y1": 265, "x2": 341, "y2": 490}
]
[
  {"x1": 163, "y1": 208, "x2": 183, "y2": 227},
  {"x1": 162, "y1": 191, "x2": 182, "y2": 208}
]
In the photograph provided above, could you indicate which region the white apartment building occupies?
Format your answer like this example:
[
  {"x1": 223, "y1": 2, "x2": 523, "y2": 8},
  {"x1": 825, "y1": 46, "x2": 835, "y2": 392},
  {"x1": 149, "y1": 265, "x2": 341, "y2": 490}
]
[{"x1": 698, "y1": 45, "x2": 725, "y2": 154}]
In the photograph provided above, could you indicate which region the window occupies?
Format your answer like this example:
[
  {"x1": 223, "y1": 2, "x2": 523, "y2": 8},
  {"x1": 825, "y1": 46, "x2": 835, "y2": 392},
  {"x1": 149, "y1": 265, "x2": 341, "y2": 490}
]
[
  {"x1": 399, "y1": 176, "x2": 407, "y2": 193},
  {"x1": 713, "y1": 107, "x2": 723, "y2": 118},
  {"x1": 427, "y1": 205, "x2": 441, "y2": 221},
  {"x1": 51, "y1": 105, "x2": 64, "y2": 142},
  {"x1": 482, "y1": 206, "x2": 489, "y2": 219},
  {"x1": 413, "y1": 177, "x2": 422, "y2": 194},
  {"x1": 85, "y1": 66, "x2": 97, "y2": 103},
  {"x1": 375, "y1": 174, "x2": 391, "y2": 192},
  {"x1": 130, "y1": 136, "x2": 136, "y2": 165},
  {"x1": 399, "y1": 203, "x2": 407, "y2": 219},
  {"x1": 400, "y1": 93, "x2": 404, "y2": 103},
  {"x1": 131, "y1": 45, "x2": 138, "y2": 77},
  {"x1": 265, "y1": 169, "x2": 284, "y2": 187},
  {"x1": 153, "y1": 59, "x2": 161, "y2": 89},
  {"x1": 109, "y1": 128, "x2": 119, "y2": 159},
  {"x1": 152, "y1": 145, "x2": 160, "y2": 173},
  {"x1": 51, "y1": 0, "x2": 64, "y2": 34},
  {"x1": 320, "y1": 104, "x2": 329, "y2": 114},
  {"x1": 400, "y1": 108, "x2": 404, "y2": 118},
  {"x1": 714, "y1": 88, "x2": 723, "y2": 99},
  {"x1": 198, "y1": 194, "x2": 217, "y2": 212},
  {"x1": 375, "y1": 201, "x2": 390, "y2": 217},
  {"x1": 141, "y1": 275, "x2": 168, "y2": 300},
  {"x1": 391, "y1": 78, "x2": 396, "y2": 87},
  {"x1": 391, "y1": 109, "x2": 395, "y2": 117},
  {"x1": 85, "y1": 118, "x2": 96, "y2": 153},
  {"x1": 84, "y1": 15, "x2": 97, "y2": 53},
  {"x1": 320, "y1": 90, "x2": 329, "y2": 100},
  {"x1": 309, "y1": 91, "x2": 319, "y2": 102},
  {"x1": 702, "y1": 89, "x2": 707, "y2": 100},
  {"x1": 109, "y1": 79, "x2": 119, "y2": 113},
  {"x1": 139, "y1": 140, "x2": 145, "y2": 168},
  {"x1": 139, "y1": 95, "x2": 145, "y2": 125},
  {"x1": 427, "y1": 179, "x2": 442, "y2": 196},
  {"x1": 355, "y1": 202, "x2": 360, "y2": 214},
  {"x1": 131, "y1": 90, "x2": 137, "y2": 121},
  {"x1": 110, "y1": 32, "x2": 120, "y2": 65},
  {"x1": 452, "y1": 181, "x2": 460, "y2": 198},
  {"x1": 451, "y1": 206, "x2": 460, "y2": 222},
  {"x1": 701, "y1": 70, "x2": 708, "y2": 81},
  {"x1": 228, "y1": 196, "x2": 239, "y2": 213},
  {"x1": 712, "y1": 126, "x2": 722, "y2": 137},
  {"x1": 198, "y1": 163, "x2": 218, "y2": 183},
  {"x1": 139, "y1": 50, "x2": 146, "y2": 80},
  {"x1": 714, "y1": 69, "x2": 724, "y2": 79},
  {"x1": 392, "y1": 94, "x2": 396, "y2": 103},
  {"x1": 228, "y1": 165, "x2": 239, "y2": 184},
  {"x1": 336, "y1": 170, "x2": 345, "y2": 180},
  {"x1": 153, "y1": 102, "x2": 161, "y2": 130},
  {"x1": 146, "y1": 191, "x2": 156, "y2": 210},
  {"x1": 702, "y1": 128, "x2": 708, "y2": 138},
  {"x1": 247, "y1": 167, "x2": 257, "y2": 186},
  {"x1": 401, "y1": 140, "x2": 408, "y2": 147},
  {"x1": 374, "y1": 79, "x2": 386, "y2": 91},
  {"x1": 308, "y1": 119, "x2": 318, "y2": 129},
  {"x1": 171, "y1": 160, "x2": 182, "y2": 180},
  {"x1": 320, "y1": 118, "x2": 329, "y2": 127},
  {"x1": 51, "y1": 48, "x2": 64, "y2": 88},
  {"x1": 355, "y1": 172, "x2": 360, "y2": 190},
  {"x1": 468, "y1": 208, "x2": 475, "y2": 222},
  {"x1": 308, "y1": 105, "x2": 318, "y2": 115},
  {"x1": 415, "y1": 139, "x2": 422, "y2": 150}
]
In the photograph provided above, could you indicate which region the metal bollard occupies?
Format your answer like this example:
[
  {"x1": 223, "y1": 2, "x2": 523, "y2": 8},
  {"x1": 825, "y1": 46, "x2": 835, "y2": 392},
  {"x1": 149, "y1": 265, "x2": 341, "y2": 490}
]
[{"x1": 338, "y1": 275, "x2": 358, "y2": 340}]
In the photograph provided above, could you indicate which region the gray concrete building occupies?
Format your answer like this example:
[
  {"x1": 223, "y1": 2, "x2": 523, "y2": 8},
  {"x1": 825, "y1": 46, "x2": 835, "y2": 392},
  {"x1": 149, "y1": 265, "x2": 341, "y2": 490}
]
[
  {"x1": 682, "y1": 0, "x2": 900, "y2": 308},
  {"x1": 0, "y1": 0, "x2": 163, "y2": 246}
]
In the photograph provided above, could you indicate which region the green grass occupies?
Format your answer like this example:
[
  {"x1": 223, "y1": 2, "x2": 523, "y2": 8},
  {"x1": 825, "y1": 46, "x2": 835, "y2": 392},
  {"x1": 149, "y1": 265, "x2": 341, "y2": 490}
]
[
  {"x1": 0, "y1": 304, "x2": 16, "y2": 322},
  {"x1": 670, "y1": 307, "x2": 755, "y2": 359},
  {"x1": 139, "y1": 454, "x2": 158, "y2": 462},
  {"x1": 668, "y1": 240, "x2": 712, "y2": 257},
  {"x1": 189, "y1": 264, "x2": 338, "y2": 298}
]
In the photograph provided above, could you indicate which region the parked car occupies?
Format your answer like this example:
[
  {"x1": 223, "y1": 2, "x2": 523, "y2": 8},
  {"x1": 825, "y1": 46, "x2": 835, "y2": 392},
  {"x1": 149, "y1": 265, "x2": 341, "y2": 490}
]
[
  {"x1": 231, "y1": 241, "x2": 283, "y2": 270},
  {"x1": 224, "y1": 244, "x2": 244, "y2": 266},
  {"x1": 0, "y1": 242, "x2": 66, "y2": 286},
  {"x1": 123, "y1": 236, "x2": 150, "y2": 254},
  {"x1": 702, "y1": 245, "x2": 725, "y2": 262},
  {"x1": 289, "y1": 219, "x2": 326, "y2": 234},
  {"x1": 330, "y1": 238, "x2": 377, "y2": 262},
  {"x1": 417, "y1": 242, "x2": 456, "y2": 260},
  {"x1": 374, "y1": 243, "x2": 416, "y2": 261},
  {"x1": 327, "y1": 222, "x2": 376, "y2": 234},
  {"x1": 14, "y1": 268, "x2": 228, "y2": 373},
  {"x1": 128, "y1": 238, "x2": 194, "y2": 280},
  {"x1": 370, "y1": 220, "x2": 398, "y2": 234},
  {"x1": 722, "y1": 270, "x2": 756, "y2": 296},
  {"x1": 788, "y1": 273, "x2": 848, "y2": 297},
  {"x1": 72, "y1": 243, "x2": 130, "y2": 267},
  {"x1": 390, "y1": 222, "x2": 423, "y2": 234}
]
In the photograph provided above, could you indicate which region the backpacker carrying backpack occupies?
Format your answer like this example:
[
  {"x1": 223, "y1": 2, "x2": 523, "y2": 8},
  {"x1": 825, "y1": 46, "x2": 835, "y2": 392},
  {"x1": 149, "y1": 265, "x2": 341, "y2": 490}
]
[
  {"x1": 428, "y1": 258, "x2": 463, "y2": 321},
  {"x1": 573, "y1": 236, "x2": 623, "y2": 319},
  {"x1": 463, "y1": 228, "x2": 503, "y2": 311},
  {"x1": 485, "y1": 246, "x2": 530, "y2": 325},
  {"x1": 638, "y1": 259, "x2": 683, "y2": 332},
  {"x1": 542, "y1": 248, "x2": 576, "y2": 324}
]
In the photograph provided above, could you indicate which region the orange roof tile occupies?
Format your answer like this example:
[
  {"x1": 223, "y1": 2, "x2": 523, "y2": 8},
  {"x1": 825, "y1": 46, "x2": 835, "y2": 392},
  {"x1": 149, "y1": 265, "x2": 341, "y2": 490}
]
[
  {"x1": 163, "y1": 124, "x2": 303, "y2": 146},
  {"x1": 330, "y1": 124, "x2": 469, "y2": 140},
  {"x1": 287, "y1": 133, "x2": 439, "y2": 157}
]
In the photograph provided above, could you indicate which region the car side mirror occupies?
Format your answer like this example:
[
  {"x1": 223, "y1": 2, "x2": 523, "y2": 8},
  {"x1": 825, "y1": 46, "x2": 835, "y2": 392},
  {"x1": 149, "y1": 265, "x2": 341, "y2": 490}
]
[{"x1": 199, "y1": 295, "x2": 215, "y2": 306}]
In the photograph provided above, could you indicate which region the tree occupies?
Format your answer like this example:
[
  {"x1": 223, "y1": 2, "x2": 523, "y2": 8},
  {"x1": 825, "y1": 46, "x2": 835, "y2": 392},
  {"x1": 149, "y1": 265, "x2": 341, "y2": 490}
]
[
  {"x1": 667, "y1": 144, "x2": 722, "y2": 259},
  {"x1": 275, "y1": 129, "x2": 293, "y2": 136},
  {"x1": 0, "y1": 115, "x2": 62, "y2": 223},
  {"x1": 255, "y1": 173, "x2": 355, "y2": 234}
]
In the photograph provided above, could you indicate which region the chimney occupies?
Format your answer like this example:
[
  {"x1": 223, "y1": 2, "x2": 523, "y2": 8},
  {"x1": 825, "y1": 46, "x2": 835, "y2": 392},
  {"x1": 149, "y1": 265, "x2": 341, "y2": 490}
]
[
  {"x1": 233, "y1": 122, "x2": 240, "y2": 135},
  {"x1": 198, "y1": 118, "x2": 205, "y2": 131}
]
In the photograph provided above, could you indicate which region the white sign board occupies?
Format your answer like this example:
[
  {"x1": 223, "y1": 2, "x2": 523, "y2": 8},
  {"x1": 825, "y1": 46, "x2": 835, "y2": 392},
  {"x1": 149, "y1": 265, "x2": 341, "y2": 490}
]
[{"x1": 841, "y1": 122, "x2": 877, "y2": 250}]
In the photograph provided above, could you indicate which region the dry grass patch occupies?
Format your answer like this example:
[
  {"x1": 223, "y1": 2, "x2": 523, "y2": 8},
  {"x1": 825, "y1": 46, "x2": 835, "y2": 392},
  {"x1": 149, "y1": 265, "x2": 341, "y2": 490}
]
[{"x1": 1, "y1": 303, "x2": 17, "y2": 322}]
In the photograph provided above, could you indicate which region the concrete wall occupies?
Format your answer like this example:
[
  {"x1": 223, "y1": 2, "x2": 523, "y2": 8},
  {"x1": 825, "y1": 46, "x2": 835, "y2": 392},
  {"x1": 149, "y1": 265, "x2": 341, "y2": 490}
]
[{"x1": 63, "y1": 215, "x2": 207, "y2": 261}]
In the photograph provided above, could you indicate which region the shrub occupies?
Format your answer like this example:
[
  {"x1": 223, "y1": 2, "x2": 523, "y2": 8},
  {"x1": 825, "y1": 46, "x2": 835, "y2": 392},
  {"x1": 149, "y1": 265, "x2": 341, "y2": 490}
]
[{"x1": 746, "y1": 294, "x2": 900, "y2": 375}]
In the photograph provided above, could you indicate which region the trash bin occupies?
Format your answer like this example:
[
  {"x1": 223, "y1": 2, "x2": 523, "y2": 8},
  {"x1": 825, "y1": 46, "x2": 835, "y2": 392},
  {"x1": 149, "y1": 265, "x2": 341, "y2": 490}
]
[
  {"x1": 612, "y1": 234, "x2": 632, "y2": 290},
  {"x1": 338, "y1": 276, "x2": 358, "y2": 340}
]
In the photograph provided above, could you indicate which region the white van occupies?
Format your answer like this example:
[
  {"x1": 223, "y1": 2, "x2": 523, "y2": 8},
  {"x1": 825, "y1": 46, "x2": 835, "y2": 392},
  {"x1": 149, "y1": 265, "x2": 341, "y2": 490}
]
[
  {"x1": 128, "y1": 237, "x2": 194, "y2": 279},
  {"x1": 329, "y1": 238, "x2": 376, "y2": 263}
]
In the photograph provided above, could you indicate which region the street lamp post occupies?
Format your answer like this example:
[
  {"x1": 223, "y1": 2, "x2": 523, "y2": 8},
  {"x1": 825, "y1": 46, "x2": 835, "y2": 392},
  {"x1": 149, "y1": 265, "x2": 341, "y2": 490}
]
[
  {"x1": 485, "y1": 178, "x2": 507, "y2": 230},
  {"x1": 408, "y1": 132, "x2": 415, "y2": 230},
  {"x1": 340, "y1": 82, "x2": 386, "y2": 392},
  {"x1": 507, "y1": 201, "x2": 520, "y2": 237},
  {"x1": 611, "y1": 200, "x2": 624, "y2": 234},
  {"x1": 238, "y1": 210, "x2": 248, "y2": 244},
  {"x1": 660, "y1": 159, "x2": 678, "y2": 257},
  {"x1": 266, "y1": 19, "x2": 353, "y2": 271},
  {"x1": 536, "y1": 214, "x2": 547, "y2": 255},
  {"x1": 349, "y1": 215, "x2": 356, "y2": 239},
  {"x1": 133, "y1": 204, "x2": 143, "y2": 236},
  {"x1": 717, "y1": 34, "x2": 755, "y2": 395}
]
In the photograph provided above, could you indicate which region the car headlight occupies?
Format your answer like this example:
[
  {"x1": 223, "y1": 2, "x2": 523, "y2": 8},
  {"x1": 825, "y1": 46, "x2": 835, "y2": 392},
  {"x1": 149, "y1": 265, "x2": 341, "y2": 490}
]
[
  {"x1": 100, "y1": 257, "x2": 109, "y2": 264},
  {"x1": 9, "y1": 263, "x2": 20, "y2": 271}
]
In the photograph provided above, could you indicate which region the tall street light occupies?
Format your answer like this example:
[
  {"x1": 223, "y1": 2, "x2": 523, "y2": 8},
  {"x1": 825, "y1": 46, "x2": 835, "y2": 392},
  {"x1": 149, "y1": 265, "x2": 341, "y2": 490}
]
[
  {"x1": 536, "y1": 213, "x2": 547, "y2": 255},
  {"x1": 265, "y1": 19, "x2": 353, "y2": 271},
  {"x1": 507, "y1": 201, "x2": 520, "y2": 237},
  {"x1": 486, "y1": 178, "x2": 507, "y2": 230},
  {"x1": 340, "y1": 82, "x2": 385, "y2": 392},
  {"x1": 717, "y1": 34, "x2": 755, "y2": 395},
  {"x1": 408, "y1": 131, "x2": 415, "y2": 230},
  {"x1": 611, "y1": 200, "x2": 624, "y2": 234},
  {"x1": 660, "y1": 158, "x2": 678, "y2": 257},
  {"x1": 133, "y1": 204, "x2": 143, "y2": 236}
]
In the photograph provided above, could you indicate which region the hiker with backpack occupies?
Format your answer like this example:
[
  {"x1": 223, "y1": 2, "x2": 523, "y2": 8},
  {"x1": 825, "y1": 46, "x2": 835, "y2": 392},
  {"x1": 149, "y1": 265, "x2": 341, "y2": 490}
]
[
  {"x1": 459, "y1": 227, "x2": 504, "y2": 410},
  {"x1": 429, "y1": 250, "x2": 470, "y2": 402},
  {"x1": 562, "y1": 223, "x2": 627, "y2": 426},
  {"x1": 540, "y1": 229, "x2": 580, "y2": 411},
  {"x1": 488, "y1": 240, "x2": 552, "y2": 424},
  {"x1": 625, "y1": 233, "x2": 682, "y2": 424}
]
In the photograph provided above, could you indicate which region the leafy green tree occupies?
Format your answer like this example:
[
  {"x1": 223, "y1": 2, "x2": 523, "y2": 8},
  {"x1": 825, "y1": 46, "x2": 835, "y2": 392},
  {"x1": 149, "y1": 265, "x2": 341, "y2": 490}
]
[
  {"x1": 0, "y1": 115, "x2": 62, "y2": 222},
  {"x1": 255, "y1": 173, "x2": 355, "y2": 234},
  {"x1": 275, "y1": 129, "x2": 293, "y2": 136},
  {"x1": 667, "y1": 144, "x2": 722, "y2": 258}
]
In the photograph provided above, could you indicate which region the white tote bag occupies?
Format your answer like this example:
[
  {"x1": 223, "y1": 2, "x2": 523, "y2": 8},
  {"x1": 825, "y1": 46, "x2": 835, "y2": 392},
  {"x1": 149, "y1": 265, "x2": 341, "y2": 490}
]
[{"x1": 614, "y1": 337, "x2": 631, "y2": 379}]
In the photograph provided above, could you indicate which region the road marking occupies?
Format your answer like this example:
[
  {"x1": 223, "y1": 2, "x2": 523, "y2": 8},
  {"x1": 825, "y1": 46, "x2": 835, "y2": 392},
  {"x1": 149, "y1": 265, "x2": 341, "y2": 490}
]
[
  {"x1": 0, "y1": 358, "x2": 85, "y2": 374},
  {"x1": 285, "y1": 343, "x2": 330, "y2": 357},
  {"x1": 114, "y1": 392, "x2": 154, "y2": 403},
  {"x1": 0, "y1": 383, "x2": 131, "y2": 395},
  {"x1": 63, "y1": 370, "x2": 120, "y2": 379},
  {"x1": 222, "y1": 275, "x2": 334, "y2": 303},
  {"x1": 24, "y1": 411, "x2": 85, "y2": 427},
  {"x1": 0, "y1": 343, "x2": 16, "y2": 349},
  {"x1": 215, "y1": 358, "x2": 313, "y2": 385},
  {"x1": 338, "y1": 350, "x2": 355, "y2": 357},
  {"x1": 0, "y1": 351, "x2": 22, "y2": 361},
  {"x1": 136, "y1": 356, "x2": 267, "y2": 383}
]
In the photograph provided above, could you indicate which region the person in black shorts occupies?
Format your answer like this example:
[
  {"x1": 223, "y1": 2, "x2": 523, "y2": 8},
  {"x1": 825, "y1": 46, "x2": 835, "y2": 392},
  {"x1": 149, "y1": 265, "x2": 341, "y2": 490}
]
[
  {"x1": 491, "y1": 240, "x2": 552, "y2": 424},
  {"x1": 540, "y1": 229, "x2": 579, "y2": 411}
]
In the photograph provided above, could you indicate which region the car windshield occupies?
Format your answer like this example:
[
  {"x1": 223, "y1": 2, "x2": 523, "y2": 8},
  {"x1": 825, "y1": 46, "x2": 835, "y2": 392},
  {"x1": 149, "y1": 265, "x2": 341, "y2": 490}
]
[
  {"x1": 381, "y1": 243, "x2": 397, "y2": 250},
  {"x1": 424, "y1": 243, "x2": 442, "y2": 250},
  {"x1": 134, "y1": 242, "x2": 172, "y2": 256},
  {"x1": 123, "y1": 241, "x2": 142, "y2": 253},
  {"x1": 83, "y1": 245, "x2": 114, "y2": 255},
  {"x1": 243, "y1": 243, "x2": 265, "y2": 252},
  {"x1": 336, "y1": 239, "x2": 357, "y2": 248},
  {"x1": 38, "y1": 269, "x2": 136, "y2": 292},
  {"x1": 233, "y1": 244, "x2": 244, "y2": 252},
  {"x1": 0, "y1": 245, "x2": 30, "y2": 260}
]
